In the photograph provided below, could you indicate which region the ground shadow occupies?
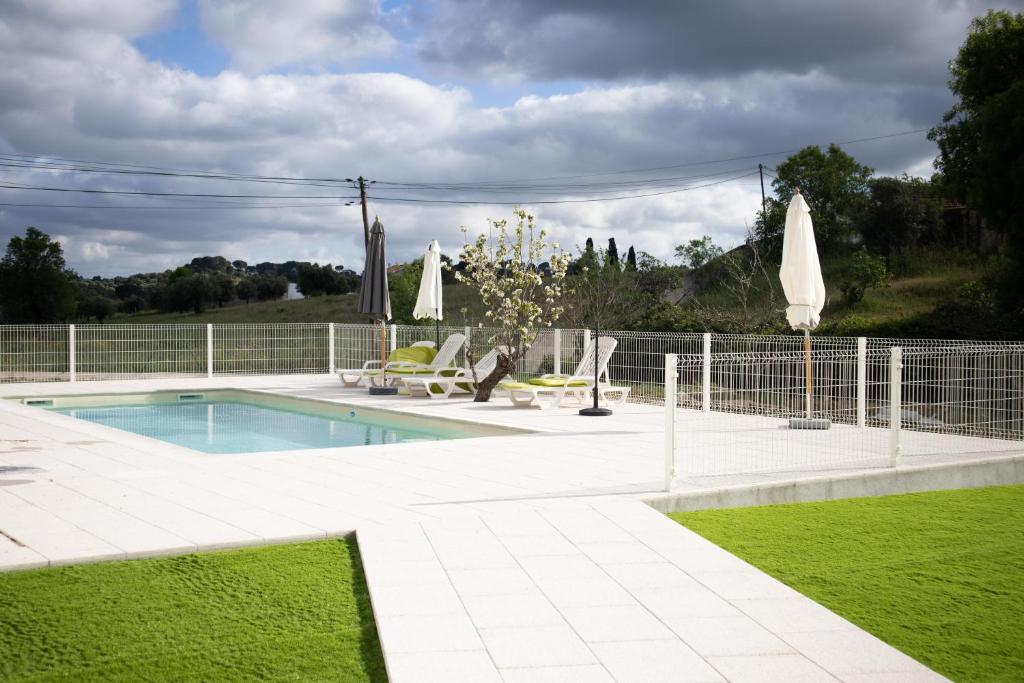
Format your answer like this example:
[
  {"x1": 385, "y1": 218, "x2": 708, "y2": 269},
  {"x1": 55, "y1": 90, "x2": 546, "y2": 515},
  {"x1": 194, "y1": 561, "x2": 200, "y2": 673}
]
[{"x1": 342, "y1": 534, "x2": 389, "y2": 683}]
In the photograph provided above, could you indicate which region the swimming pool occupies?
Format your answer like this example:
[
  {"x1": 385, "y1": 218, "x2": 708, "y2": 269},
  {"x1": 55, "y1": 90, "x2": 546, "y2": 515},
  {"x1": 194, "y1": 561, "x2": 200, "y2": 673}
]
[{"x1": 17, "y1": 390, "x2": 522, "y2": 454}]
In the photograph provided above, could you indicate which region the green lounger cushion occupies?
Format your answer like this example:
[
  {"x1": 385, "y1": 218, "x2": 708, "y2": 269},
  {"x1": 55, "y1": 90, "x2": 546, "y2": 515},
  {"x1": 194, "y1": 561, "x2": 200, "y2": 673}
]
[
  {"x1": 527, "y1": 377, "x2": 590, "y2": 388},
  {"x1": 499, "y1": 378, "x2": 589, "y2": 389},
  {"x1": 389, "y1": 346, "x2": 437, "y2": 365}
]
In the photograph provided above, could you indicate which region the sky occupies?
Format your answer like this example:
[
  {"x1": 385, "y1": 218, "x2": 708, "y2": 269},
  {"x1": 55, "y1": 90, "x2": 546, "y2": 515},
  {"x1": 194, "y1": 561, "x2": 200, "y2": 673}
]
[{"x1": 0, "y1": 0, "x2": 1020, "y2": 277}]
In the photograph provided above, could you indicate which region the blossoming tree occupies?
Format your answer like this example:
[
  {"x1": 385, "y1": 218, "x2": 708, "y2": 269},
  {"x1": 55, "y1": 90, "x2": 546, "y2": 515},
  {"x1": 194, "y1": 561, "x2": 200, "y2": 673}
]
[{"x1": 454, "y1": 209, "x2": 571, "y2": 402}]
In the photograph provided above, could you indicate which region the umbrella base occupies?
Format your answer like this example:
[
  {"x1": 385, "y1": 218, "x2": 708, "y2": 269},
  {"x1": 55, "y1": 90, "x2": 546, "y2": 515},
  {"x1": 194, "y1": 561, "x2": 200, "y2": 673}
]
[
  {"x1": 579, "y1": 407, "x2": 613, "y2": 417},
  {"x1": 369, "y1": 386, "x2": 399, "y2": 396},
  {"x1": 789, "y1": 417, "x2": 831, "y2": 430}
]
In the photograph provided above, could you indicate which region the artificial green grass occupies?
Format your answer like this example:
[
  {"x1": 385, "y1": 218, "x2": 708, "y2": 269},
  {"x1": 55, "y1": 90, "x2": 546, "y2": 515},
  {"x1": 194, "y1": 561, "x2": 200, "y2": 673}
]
[
  {"x1": 669, "y1": 485, "x2": 1024, "y2": 683},
  {"x1": 0, "y1": 537, "x2": 387, "y2": 682}
]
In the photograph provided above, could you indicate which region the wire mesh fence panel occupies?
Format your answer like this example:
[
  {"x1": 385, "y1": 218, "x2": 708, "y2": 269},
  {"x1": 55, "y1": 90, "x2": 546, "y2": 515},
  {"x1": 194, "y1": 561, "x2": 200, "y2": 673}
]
[
  {"x1": 76, "y1": 324, "x2": 206, "y2": 379},
  {"x1": 899, "y1": 346, "x2": 1024, "y2": 455},
  {"x1": 212, "y1": 324, "x2": 330, "y2": 375},
  {"x1": 672, "y1": 349, "x2": 894, "y2": 477},
  {"x1": 0, "y1": 325, "x2": 69, "y2": 382},
  {"x1": 334, "y1": 323, "x2": 380, "y2": 371},
  {"x1": 599, "y1": 330, "x2": 704, "y2": 405}
]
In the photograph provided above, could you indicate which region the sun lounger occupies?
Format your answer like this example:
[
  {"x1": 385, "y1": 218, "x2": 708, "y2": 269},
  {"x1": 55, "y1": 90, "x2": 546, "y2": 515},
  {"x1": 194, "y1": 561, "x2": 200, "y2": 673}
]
[
  {"x1": 401, "y1": 346, "x2": 508, "y2": 399},
  {"x1": 501, "y1": 336, "x2": 630, "y2": 409},
  {"x1": 336, "y1": 340, "x2": 437, "y2": 388}
]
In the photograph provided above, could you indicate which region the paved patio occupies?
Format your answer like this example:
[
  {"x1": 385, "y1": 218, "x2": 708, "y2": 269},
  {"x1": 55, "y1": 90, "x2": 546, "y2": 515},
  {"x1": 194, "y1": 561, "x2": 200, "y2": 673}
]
[{"x1": 1, "y1": 374, "x2": 1008, "y2": 681}]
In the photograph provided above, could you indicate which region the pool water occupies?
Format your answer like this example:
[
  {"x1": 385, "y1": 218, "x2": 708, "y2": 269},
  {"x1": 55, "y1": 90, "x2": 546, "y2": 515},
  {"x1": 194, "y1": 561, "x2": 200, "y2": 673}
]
[{"x1": 51, "y1": 398, "x2": 500, "y2": 454}]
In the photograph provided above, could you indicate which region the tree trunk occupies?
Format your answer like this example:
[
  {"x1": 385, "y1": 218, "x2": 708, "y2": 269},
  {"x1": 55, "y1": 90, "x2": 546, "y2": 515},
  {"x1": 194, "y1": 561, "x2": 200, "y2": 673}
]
[{"x1": 473, "y1": 358, "x2": 513, "y2": 402}]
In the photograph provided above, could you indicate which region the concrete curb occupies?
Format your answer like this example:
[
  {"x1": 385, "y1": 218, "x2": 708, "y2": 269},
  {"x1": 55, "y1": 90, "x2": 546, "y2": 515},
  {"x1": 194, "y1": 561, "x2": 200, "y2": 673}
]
[{"x1": 646, "y1": 453, "x2": 1024, "y2": 513}]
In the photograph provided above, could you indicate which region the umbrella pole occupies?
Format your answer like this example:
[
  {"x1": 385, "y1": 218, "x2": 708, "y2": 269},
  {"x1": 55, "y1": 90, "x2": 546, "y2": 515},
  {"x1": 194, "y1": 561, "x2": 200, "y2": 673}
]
[
  {"x1": 435, "y1": 318, "x2": 440, "y2": 349},
  {"x1": 380, "y1": 320, "x2": 387, "y2": 384},
  {"x1": 804, "y1": 329, "x2": 813, "y2": 418}
]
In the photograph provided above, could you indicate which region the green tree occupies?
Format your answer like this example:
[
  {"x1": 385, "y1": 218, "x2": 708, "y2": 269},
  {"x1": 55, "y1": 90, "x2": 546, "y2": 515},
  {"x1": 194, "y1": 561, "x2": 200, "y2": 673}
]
[
  {"x1": 675, "y1": 236, "x2": 724, "y2": 269},
  {"x1": 606, "y1": 238, "x2": 620, "y2": 268},
  {"x1": 771, "y1": 144, "x2": 873, "y2": 249},
  {"x1": 254, "y1": 274, "x2": 288, "y2": 301},
  {"x1": 929, "y1": 9, "x2": 1024, "y2": 309},
  {"x1": 841, "y1": 248, "x2": 891, "y2": 304},
  {"x1": 625, "y1": 246, "x2": 638, "y2": 272},
  {"x1": 387, "y1": 259, "x2": 424, "y2": 325},
  {"x1": 0, "y1": 227, "x2": 77, "y2": 322},
  {"x1": 236, "y1": 278, "x2": 257, "y2": 303},
  {"x1": 859, "y1": 176, "x2": 944, "y2": 263}
]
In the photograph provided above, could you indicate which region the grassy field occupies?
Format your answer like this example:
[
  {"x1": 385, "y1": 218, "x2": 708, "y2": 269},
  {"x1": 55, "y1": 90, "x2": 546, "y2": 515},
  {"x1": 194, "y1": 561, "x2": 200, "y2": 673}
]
[
  {"x1": 119, "y1": 284, "x2": 487, "y2": 325},
  {"x1": 669, "y1": 485, "x2": 1024, "y2": 683},
  {"x1": 0, "y1": 538, "x2": 386, "y2": 682}
]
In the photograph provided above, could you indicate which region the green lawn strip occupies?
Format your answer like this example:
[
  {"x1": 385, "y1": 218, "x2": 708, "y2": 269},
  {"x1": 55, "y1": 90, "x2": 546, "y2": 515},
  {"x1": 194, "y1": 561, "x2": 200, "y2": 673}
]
[
  {"x1": 669, "y1": 485, "x2": 1024, "y2": 683},
  {"x1": 0, "y1": 537, "x2": 386, "y2": 682}
]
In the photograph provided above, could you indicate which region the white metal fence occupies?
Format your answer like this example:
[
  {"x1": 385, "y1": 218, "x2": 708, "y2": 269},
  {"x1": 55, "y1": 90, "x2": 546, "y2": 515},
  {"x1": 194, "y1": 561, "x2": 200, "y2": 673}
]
[
  {"x1": 663, "y1": 340, "x2": 1024, "y2": 483},
  {"x1": 1, "y1": 322, "x2": 1022, "y2": 475}
]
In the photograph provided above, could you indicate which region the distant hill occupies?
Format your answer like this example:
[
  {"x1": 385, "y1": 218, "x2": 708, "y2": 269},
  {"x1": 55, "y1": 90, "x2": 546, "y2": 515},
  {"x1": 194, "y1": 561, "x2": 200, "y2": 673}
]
[{"x1": 117, "y1": 284, "x2": 487, "y2": 325}]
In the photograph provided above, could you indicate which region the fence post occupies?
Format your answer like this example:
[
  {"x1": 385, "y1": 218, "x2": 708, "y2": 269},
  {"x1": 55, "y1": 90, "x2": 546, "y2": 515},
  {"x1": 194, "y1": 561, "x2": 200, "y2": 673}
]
[
  {"x1": 389, "y1": 324, "x2": 397, "y2": 352},
  {"x1": 889, "y1": 346, "x2": 902, "y2": 466},
  {"x1": 857, "y1": 336, "x2": 866, "y2": 428},
  {"x1": 68, "y1": 324, "x2": 76, "y2": 383},
  {"x1": 328, "y1": 323, "x2": 335, "y2": 375},
  {"x1": 702, "y1": 332, "x2": 711, "y2": 412},
  {"x1": 583, "y1": 328, "x2": 591, "y2": 355},
  {"x1": 206, "y1": 324, "x2": 214, "y2": 378},
  {"x1": 664, "y1": 354, "x2": 678, "y2": 491},
  {"x1": 553, "y1": 329, "x2": 561, "y2": 376}
]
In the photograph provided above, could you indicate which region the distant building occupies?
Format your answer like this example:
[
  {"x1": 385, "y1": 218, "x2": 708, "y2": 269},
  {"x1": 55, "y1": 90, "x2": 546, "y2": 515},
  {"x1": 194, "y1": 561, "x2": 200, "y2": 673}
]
[{"x1": 284, "y1": 282, "x2": 304, "y2": 300}]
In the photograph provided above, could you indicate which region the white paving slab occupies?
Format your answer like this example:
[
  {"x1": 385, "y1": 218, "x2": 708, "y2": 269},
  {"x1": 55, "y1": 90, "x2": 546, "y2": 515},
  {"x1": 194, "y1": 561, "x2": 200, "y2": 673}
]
[{"x1": 0, "y1": 375, "x2": 973, "y2": 681}]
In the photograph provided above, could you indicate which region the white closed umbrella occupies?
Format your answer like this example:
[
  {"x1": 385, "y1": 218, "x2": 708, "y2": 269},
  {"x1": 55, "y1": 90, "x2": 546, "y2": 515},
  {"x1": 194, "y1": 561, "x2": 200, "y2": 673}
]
[
  {"x1": 413, "y1": 240, "x2": 443, "y2": 347},
  {"x1": 779, "y1": 191, "x2": 826, "y2": 421}
]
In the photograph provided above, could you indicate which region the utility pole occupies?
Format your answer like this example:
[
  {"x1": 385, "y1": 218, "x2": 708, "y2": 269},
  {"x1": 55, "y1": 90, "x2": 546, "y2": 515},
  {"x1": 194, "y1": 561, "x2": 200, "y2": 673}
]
[
  {"x1": 358, "y1": 176, "x2": 370, "y2": 248},
  {"x1": 758, "y1": 163, "x2": 766, "y2": 217}
]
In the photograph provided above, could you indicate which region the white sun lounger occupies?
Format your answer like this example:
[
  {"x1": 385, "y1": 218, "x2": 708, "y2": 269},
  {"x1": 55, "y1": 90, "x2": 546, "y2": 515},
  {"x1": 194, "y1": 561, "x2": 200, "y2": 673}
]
[
  {"x1": 501, "y1": 336, "x2": 630, "y2": 410},
  {"x1": 336, "y1": 340, "x2": 436, "y2": 388},
  {"x1": 401, "y1": 346, "x2": 508, "y2": 399}
]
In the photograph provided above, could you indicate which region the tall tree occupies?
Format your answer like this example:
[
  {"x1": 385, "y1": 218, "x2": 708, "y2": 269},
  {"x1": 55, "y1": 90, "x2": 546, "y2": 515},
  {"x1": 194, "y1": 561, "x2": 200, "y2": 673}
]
[
  {"x1": 606, "y1": 238, "x2": 619, "y2": 268},
  {"x1": 0, "y1": 228, "x2": 77, "y2": 323},
  {"x1": 770, "y1": 144, "x2": 873, "y2": 249},
  {"x1": 929, "y1": 10, "x2": 1024, "y2": 291},
  {"x1": 625, "y1": 246, "x2": 638, "y2": 272}
]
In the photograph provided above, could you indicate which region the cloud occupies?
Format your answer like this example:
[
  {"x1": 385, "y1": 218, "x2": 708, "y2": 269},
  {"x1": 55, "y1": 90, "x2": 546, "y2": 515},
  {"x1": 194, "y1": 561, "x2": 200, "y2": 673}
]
[
  {"x1": 419, "y1": 0, "x2": 1016, "y2": 85},
  {"x1": 0, "y1": 0, "x2": 977, "y2": 278},
  {"x1": 198, "y1": 0, "x2": 396, "y2": 73}
]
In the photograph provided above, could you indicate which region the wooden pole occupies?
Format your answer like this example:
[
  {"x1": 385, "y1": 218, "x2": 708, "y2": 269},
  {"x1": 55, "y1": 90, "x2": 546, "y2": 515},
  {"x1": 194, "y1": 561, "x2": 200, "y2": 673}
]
[
  {"x1": 804, "y1": 329, "x2": 813, "y2": 418},
  {"x1": 758, "y1": 163, "x2": 766, "y2": 217},
  {"x1": 358, "y1": 177, "x2": 370, "y2": 248}
]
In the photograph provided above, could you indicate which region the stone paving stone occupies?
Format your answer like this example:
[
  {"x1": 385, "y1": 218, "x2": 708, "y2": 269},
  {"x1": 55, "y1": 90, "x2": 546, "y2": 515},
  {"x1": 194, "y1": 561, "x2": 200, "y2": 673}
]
[
  {"x1": 559, "y1": 605, "x2": 676, "y2": 643},
  {"x1": 461, "y1": 593, "x2": 566, "y2": 628},
  {"x1": 733, "y1": 597, "x2": 859, "y2": 634},
  {"x1": 589, "y1": 640, "x2": 725, "y2": 683},
  {"x1": 386, "y1": 650, "x2": 502, "y2": 683},
  {"x1": 499, "y1": 664, "x2": 615, "y2": 683},
  {"x1": 708, "y1": 654, "x2": 838, "y2": 682},
  {"x1": 447, "y1": 567, "x2": 538, "y2": 597},
  {"x1": 663, "y1": 616, "x2": 795, "y2": 657},
  {"x1": 782, "y1": 629, "x2": 943, "y2": 677},
  {"x1": 376, "y1": 614, "x2": 485, "y2": 654},
  {"x1": 477, "y1": 624, "x2": 597, "y2": 668}
]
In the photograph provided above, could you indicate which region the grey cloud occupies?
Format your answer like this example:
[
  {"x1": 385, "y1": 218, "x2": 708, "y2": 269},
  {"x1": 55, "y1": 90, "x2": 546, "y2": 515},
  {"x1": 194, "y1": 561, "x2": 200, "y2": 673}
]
[
  {"x1": 0, "y1": 0, "x2": 974, "y2": 277},
  {"x1": 420, "y1": 0, "x2": 1019, "y2": 85}
]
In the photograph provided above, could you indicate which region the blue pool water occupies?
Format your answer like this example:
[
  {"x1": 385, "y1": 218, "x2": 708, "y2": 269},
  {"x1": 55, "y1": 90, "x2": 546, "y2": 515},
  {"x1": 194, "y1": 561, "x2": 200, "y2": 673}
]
[{"x1": 55, "y1": 400, "x2": 475, "y2": 454}]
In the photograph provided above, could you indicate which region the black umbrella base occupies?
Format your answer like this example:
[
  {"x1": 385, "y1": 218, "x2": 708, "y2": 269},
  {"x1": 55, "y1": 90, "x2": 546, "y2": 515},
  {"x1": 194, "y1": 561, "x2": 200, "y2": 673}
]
[
  {"x1": 369, "y1": 386, "x2": 399, "y2": 396},
  {"x1": 579, "y1": 407, "x2": 613, "y2": 416}
]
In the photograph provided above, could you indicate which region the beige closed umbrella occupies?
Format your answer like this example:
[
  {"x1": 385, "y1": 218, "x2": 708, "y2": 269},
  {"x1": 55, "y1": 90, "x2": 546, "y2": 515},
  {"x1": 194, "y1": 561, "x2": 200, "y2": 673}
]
[
  {"x1": 413, "y1": 240, "x2": 443, "y2": 348},
  {"x1": 779, "y1": 190, "x2": 828, "y2": 427}
]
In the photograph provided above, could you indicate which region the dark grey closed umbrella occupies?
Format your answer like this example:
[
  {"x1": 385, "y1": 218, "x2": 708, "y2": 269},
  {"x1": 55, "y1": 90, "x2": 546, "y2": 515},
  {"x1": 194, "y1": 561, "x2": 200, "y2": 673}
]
[
  {"x1": 358, "y1": 218, "x2": 395, "y2": 395},
  {"x1": 358, "y1": 218, "x2": 392, "y2": 321}
]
